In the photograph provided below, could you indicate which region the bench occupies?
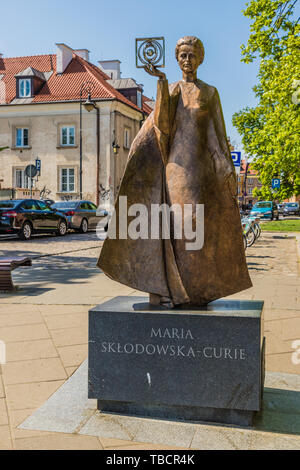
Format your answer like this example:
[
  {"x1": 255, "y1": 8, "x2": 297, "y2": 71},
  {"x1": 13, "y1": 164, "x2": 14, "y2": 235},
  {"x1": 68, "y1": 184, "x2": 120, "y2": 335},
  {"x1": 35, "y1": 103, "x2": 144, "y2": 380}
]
[{"x1": 0, "y1": 257, "x2": 32, "y2": 290}]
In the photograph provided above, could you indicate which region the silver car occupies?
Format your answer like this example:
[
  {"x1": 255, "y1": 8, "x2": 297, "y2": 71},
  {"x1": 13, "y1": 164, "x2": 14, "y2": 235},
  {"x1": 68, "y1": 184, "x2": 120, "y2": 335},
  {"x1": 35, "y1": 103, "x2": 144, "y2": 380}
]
[{"x1": 52, "y1": 200, "x2": 108, "y2": 232}]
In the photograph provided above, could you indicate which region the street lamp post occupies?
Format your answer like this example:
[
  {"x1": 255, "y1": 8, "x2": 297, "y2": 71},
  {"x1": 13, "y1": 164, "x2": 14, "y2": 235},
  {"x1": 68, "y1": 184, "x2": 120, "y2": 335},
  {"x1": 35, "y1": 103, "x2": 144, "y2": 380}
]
[
  {"x1": 79, "y1": 81, "x2": 98, "y2": 200},
  {"x1": 84, "y1": 93, "x2": 100, "y2": 205}
]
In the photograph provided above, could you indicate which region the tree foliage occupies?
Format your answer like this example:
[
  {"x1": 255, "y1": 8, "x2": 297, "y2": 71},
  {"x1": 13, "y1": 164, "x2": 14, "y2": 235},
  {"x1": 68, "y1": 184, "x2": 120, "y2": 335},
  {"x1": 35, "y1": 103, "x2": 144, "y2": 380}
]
[{"x1": 233, "y1": 0, "x2": 300, "y2": 200}]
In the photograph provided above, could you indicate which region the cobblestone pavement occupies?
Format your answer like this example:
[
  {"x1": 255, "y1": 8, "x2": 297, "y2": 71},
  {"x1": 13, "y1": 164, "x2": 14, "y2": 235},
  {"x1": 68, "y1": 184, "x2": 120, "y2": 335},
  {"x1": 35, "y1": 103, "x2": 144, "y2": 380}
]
[{"x1": 0, "y1": 231, "x2": 299, "y2": 449}]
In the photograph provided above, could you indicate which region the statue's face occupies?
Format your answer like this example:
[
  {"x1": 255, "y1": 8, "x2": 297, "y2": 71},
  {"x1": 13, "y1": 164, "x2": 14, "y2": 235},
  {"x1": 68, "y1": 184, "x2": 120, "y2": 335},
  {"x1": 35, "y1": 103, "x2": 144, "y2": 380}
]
[{"x1": 177, "y1": 44, "x2": 201, "y2": 74}]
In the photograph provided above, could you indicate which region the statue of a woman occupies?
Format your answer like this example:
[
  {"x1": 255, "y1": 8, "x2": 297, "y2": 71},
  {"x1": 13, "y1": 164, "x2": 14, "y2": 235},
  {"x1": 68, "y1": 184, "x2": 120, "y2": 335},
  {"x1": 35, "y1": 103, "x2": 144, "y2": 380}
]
[{"x1": 98, "y1": 36, "x2": 252, "y2": 308}]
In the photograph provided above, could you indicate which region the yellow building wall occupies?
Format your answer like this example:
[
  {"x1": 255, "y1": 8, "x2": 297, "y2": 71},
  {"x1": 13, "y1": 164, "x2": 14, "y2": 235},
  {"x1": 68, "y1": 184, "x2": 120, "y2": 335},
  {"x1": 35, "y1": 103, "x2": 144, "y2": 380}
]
[{"x1": 0, "y1": 100, "x2": 143, "y2": 204}]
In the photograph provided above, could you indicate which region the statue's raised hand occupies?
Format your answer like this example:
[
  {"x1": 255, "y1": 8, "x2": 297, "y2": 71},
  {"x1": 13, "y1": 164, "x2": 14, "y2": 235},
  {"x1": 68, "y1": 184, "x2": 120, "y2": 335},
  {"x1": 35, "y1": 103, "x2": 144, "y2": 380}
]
[{"x1": 144, "y1": 64, "x2": 166, "y2": 81}]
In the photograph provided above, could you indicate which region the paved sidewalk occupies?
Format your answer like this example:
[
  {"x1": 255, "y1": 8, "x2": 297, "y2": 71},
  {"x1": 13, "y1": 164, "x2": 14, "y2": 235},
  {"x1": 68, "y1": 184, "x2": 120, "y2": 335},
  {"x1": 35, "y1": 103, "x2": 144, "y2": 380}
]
[{"x1": 0, "y1": 232, "x2": 299, "y2": 449}]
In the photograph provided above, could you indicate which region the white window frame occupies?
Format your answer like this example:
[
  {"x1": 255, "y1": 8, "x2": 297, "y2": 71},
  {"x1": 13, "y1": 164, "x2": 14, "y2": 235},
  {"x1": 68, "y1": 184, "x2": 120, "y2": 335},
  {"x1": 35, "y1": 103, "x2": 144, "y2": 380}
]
[
  {"x1": 15, "y1": 128, "x2": 29, "y2": 148},
  {"x1": 19, "y1": 79, "x2": 31, "y2": 98},
  {"x1": 60, "y1": 168, "x2": 75, "y2": 193},
  {"x1": 14, "y1": 169, "x2": 30, "y2": 189},
  {"x1": 61, "y1": 126, "x2": 75, "y2": 146},
  {"x1": 124, "y1": 128, "x2": 130, "y2": 149}
]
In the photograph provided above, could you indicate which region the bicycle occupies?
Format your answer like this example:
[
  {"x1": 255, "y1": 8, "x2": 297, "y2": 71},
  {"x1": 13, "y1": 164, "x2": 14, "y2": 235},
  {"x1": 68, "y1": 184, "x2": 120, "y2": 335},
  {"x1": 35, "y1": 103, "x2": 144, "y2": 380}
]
[{"x1": 241, "y1": 217, "x2": 256, "y2": 248}]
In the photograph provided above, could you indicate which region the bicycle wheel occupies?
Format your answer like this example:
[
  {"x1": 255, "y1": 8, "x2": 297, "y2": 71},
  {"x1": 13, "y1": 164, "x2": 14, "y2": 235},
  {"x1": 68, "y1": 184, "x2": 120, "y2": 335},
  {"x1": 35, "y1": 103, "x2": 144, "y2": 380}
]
[
  {"x1": 256, "y1": 223, "x2": 261, "y2": 239},
  {"x1": 246, "y1": 226, "x2": 256, "y2": 247}
]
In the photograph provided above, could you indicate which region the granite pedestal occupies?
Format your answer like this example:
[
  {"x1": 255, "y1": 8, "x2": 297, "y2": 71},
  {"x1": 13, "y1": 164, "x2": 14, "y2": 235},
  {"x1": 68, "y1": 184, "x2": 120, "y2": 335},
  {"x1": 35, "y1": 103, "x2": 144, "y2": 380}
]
[{"x1": 88, "y1": 296, "x2": 265, "y2": 427}]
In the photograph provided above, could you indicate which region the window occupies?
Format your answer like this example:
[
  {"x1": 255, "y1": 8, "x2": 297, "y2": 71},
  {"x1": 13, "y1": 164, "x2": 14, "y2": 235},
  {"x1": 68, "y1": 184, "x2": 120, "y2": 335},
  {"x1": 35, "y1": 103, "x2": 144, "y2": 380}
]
[
  {"x1": 60, "y1": 168, "x2": 75, "y2": 193},
  {"x1": 61, "y1": 126, "x2": 75, "y2": 146},
  {"x1": 37, "y1": 201, "x2": 52, "y2": 212},
  {"x1": 16, "y1": 128, "x2": 29, "y2": 148},
  {"x1": 19, "y1": 79, "x2": 31, "y2": 98},
  {"x1": 15, "y1": 169, "x2": 30, "y2": 189},
  {"x1": 137, "y1": 90, "x2": 142, "y2": 109},
  {"x1": 80, "y1": 202, "x2": 90, "y2": 210},
  {"x1": 124, "y1": 128, "x2": 130, "y2": 149},
  {"x1": 21, "y1": 200, "x2": 40, "y2": 211}
]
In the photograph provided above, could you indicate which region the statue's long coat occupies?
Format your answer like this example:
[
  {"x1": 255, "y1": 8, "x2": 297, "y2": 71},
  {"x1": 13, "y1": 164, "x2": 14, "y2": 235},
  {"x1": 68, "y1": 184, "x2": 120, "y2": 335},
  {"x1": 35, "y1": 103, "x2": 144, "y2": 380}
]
[{"x1": 98, "y1": 79, "x2": 252, "y2": 305}]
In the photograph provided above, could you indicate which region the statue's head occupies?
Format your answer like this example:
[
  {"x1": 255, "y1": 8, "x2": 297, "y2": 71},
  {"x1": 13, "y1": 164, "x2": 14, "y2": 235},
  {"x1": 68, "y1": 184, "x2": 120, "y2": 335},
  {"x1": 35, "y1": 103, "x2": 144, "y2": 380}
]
[{"x1": 175, "y1": 36, "x2": 205, "y2": 75}]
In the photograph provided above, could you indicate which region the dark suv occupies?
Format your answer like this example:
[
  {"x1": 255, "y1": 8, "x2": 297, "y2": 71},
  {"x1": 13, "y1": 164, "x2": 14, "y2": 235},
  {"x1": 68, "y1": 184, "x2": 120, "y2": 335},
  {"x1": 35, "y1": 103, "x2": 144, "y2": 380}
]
[{"x1": 0, "y1": 199, "x2": 68, "y2": 240}]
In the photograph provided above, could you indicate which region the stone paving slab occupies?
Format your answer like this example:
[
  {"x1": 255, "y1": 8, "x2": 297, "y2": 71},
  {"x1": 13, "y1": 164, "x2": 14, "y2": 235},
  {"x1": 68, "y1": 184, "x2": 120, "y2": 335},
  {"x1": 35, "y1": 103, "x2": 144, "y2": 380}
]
[
  {"x1": 0, "y1": 231, "x2": 299, "y2": 449},
  {"x1": 19, "y1": 360, "x2": 300, "y2": 450}
]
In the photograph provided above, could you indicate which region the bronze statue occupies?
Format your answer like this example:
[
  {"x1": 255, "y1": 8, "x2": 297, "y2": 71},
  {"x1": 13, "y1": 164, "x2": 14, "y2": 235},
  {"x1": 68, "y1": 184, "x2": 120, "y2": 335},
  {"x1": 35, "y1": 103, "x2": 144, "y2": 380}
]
[{"x1": 98, "y1": 36, "x2": 252, "y2": 308}]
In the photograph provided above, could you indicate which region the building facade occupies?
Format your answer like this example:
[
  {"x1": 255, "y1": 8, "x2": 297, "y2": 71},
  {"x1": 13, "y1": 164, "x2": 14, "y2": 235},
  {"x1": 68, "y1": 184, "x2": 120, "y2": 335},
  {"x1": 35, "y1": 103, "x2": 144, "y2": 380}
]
[
  {"x1": 237, "y1": 160, "x2": 263, "y2": 206},
  {"x1": 0, "y1": 44, "x2": 152, "y2": 204}
]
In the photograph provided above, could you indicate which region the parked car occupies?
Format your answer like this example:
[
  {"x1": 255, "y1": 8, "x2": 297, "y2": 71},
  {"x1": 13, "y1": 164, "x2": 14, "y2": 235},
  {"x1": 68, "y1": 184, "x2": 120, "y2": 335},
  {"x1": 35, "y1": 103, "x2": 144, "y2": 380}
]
[
  {"x1": 250, "y1": 201, "x2": 279, "y2": 220},
  {"x1": 42, "y1": 199, "x2": 56, "y2": 207},
  {"x1": 51, "y1": 200, "x2": 108, "y2": 232},
  {"x1": 278, "y1": 203, "x2": 285, "y2": 215},
  {"x1": 0, "y1": 199, "x2": 68, "y2": 240},
  {"x1": 283, "y1": 202, "x2": 300, "y2": 217}
]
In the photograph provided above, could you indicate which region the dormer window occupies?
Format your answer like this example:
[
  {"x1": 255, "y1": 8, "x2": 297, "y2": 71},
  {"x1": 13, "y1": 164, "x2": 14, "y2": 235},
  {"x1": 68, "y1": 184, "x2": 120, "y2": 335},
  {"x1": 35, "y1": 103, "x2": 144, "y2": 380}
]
[
  {"x1": 137, "y1": 90, "x2": 142, "y2": 109},
  {"x1": 19, "y1": 79, "x2": 31, "y2": 98}
]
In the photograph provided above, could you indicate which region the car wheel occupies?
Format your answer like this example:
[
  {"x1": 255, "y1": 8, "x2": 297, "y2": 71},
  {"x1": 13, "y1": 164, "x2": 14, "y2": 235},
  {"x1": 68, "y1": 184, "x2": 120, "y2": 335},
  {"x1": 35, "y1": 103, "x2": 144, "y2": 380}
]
[
  {"x1": 57, "y1": 220, "x2": 67, "y2": 236},
  {"x1": 80, "y1": 218, "x2": 88, "y2": 233},
  {"x1": 18, "y1": 221, "x2": 32, "y2": 240}
]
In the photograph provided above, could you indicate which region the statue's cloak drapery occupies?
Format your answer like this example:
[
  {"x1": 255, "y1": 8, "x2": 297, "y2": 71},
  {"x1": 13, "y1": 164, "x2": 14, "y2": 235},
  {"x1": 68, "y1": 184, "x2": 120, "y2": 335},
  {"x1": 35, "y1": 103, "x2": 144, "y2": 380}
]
[{"x1": 98, "y1": 79, "x2": 252, "y2": 305}]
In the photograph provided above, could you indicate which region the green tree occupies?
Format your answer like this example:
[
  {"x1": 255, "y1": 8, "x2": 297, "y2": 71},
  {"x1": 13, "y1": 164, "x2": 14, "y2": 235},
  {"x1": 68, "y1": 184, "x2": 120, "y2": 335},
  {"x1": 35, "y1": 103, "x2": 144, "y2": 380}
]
[{"x1": 233, "y1": 0, "x2": 300, "y2": 201}]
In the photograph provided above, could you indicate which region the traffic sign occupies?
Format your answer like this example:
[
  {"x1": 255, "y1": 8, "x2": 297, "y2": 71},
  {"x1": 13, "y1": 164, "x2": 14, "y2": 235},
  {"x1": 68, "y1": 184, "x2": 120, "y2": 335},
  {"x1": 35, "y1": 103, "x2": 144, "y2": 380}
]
[
  {"x1": 25, "y1": 164, "x2": 37, "y2": 178},
  {"x1": 35, "y1": 158, "x2": 41, "y2": 173},
  {"x1": 272, "y1": 178, "x2": 281, "y2": 190},
  {"x1": 231, "y1": 152, "x2": 241, "y2": 166},
  {"x1": 231, "y1": 152, "x2": 241, "y2": 175}
]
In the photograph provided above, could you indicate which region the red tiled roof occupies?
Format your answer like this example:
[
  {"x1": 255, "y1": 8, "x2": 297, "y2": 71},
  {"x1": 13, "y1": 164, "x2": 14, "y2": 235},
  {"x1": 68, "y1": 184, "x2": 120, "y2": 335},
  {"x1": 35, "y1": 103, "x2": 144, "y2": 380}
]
[
  {"x1": 0, "y1": 52, "x2": 150, "y2": 115},
  {"x1": 0, "y1": 54, "x2": 55, "y2": 104},
  {"x1": 142, "y1": 95, "x2": 154, "y2": 115},
  {"x1": 240, "y1": 160, "x2": 258, "y2": 176}
]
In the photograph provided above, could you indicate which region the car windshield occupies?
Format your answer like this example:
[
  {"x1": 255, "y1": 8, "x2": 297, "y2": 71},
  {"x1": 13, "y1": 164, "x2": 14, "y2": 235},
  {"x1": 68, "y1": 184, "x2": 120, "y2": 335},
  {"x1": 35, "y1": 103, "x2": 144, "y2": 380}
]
[
  {"x1": 0, "y1": 201, "x2": 18, "y2": 209},
  {"x1": 253, "y1": 202, "x2": 272, "y2": 209},
  {"x1": 286, "y1": 203, "x2": 298, "y2": 207},
  {"x1": 53, "y1": 202, "x2": 78, "y2": 210}
]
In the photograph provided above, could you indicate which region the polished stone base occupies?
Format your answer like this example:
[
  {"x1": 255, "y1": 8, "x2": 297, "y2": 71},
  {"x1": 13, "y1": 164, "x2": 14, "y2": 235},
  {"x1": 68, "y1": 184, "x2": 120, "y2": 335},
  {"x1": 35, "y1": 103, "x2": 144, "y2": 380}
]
[
  {"x1": 97, "y1": 400, "x2": 256, "y2": 427},
  {"x1": 89, "y1": 296, "x2": 265, "y2": 427}
]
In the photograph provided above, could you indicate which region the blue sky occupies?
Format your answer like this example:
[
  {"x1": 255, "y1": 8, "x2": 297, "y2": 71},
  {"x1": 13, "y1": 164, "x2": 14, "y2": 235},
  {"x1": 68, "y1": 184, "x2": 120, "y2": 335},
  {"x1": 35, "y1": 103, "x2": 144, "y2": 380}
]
[{"x1": 1, "y1": 0, "x2": 262, "y2": 151}]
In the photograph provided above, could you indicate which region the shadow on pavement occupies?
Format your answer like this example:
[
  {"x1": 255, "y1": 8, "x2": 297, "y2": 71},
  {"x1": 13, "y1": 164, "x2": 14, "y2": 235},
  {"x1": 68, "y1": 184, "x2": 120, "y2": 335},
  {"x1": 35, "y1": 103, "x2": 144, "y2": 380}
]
[
  {"x1": 255, "y1": 387, "x2": 300, "y2": 435},
  {"x1": 0, "y1": 253, "x2": 103, "y2": 298}
]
